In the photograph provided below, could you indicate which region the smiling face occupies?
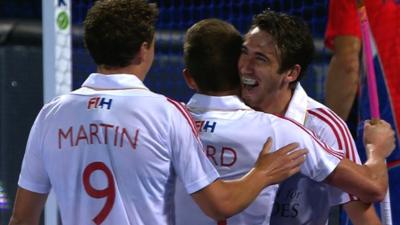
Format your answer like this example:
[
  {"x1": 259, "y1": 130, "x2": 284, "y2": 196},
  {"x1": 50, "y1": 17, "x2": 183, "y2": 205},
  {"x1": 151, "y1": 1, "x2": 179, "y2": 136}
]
[{"x1": 238, "y1": 27, "x2": 289, "y2": 111}]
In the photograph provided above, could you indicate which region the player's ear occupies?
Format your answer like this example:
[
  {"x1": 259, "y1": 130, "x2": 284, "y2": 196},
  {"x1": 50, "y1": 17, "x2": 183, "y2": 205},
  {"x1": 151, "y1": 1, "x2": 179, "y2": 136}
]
[
  {"x1": 134, "y1": 41, "x2": 151, "y2": 64},
  {"x1": 183, "y1": 68, "x2": 199, "y2": 91},
  {"x1": 284, "y1": 64, "x2": 301, "y2": 83}
]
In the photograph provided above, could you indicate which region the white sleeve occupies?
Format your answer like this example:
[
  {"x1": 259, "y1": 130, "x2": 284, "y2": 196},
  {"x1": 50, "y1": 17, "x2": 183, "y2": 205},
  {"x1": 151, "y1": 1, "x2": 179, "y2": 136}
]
[
  {"x1": 169, "y1": 105, "x2": 219, "y2": 194},
  {"x1": 18, "y1": 109, "x2": 51, "y2": 194},
  {"x1": 306, "y1": 108, "x2": 362, "y2": 204},
  {"x1": 273, "y1": 117, "x2": 342, "y2": 182},
  {"x1": 306, "y1": 108, "x2": 361, "y2": 164}
]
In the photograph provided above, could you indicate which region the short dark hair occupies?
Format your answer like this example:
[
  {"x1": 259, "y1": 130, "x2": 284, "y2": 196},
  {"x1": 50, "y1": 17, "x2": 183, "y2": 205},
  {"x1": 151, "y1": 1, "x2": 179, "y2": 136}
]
[
  {"x1": 252, "y1": 10, "x2": 315, "y2": 82},
  {"x1": 184, "y1": 19, "x2": 243, "y2": 93},
  {"x1": 84, "y1": 0, "x2": 158, "y2": 67}
]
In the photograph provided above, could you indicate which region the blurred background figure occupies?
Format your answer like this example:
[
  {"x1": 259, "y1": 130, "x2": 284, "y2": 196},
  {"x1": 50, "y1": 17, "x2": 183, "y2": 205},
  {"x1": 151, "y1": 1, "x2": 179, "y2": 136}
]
[
  {"x1": 325, "y1": 0, "x2": 400, "y2": 224},
  {"x1": 325, "y1": 0, "x2": 361, "y2": 124}
]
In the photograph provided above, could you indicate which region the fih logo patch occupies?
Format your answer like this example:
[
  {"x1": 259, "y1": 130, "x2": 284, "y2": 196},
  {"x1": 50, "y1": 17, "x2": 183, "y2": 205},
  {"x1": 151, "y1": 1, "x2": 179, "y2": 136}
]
[
  {"x1": 195, "y1": 120, "x2": 217, "y2": 133},
  {"x1": 87, "y1": 97, "x2": 113, "y2": 110}
]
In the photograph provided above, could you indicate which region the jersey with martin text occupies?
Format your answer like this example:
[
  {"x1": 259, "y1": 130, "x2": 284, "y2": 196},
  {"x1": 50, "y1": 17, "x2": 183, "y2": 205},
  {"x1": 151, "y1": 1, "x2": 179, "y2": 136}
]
[
  {"x1": 18, "y1": 73, "x2": 219, "y2": 225},
  {"x1": 174, "y1": 94, "x2": 343, "y2": 225},
  {"x1": 270, "y1": 84, "x2": 361, "y2": 225}
]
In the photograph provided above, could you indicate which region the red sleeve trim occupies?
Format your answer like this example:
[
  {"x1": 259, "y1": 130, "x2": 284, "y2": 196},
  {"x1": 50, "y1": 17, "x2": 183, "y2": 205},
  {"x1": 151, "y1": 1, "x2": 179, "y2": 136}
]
[
  {"x1": 308, "y1": 108, "x2": 359, "y2": 201},
  {"x1": 317, "y1": 108, "x2": 357, "y2": 162},
  {"x1": 277, "y1": 115, "x2": 344, "y2": 159},
  {"x1": 167, "y1": 98, "x2": 199, "y2": 137}
]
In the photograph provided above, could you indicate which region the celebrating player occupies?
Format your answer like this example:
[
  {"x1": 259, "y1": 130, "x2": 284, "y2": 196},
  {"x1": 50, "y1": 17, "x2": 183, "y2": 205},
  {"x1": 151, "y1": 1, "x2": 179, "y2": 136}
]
[
  {"x1": 239, "y1": 10, "x2": 386, "y2": 224},
  {"x1": 175, "y1": 18, "x2": 395, "y2": 225},
  {"x1": 7, "y1": 1, "x2": 309, "y2": 225}
]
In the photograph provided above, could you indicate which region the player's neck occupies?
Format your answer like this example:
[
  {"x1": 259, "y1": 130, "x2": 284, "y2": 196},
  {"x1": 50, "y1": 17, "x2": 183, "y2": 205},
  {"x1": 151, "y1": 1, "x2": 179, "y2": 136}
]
[
  {"x1": 259, "y1": 88, "x2": 292, "y2": 116},
  {"x1": 97, "y1": 64, "x2": 147, "y2": 81},
  {"x1": 201, "y1": 89, "x2": 240, "y2": 97}
]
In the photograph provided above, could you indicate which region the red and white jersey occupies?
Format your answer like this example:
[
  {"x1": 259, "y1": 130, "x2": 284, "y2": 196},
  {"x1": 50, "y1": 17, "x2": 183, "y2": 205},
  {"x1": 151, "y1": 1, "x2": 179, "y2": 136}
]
[
  {"x1": 270, "y1": 84, "x2": 361, "y2": 225},
  {"x1": 18, "y1": 73, "x2": 219, "y2": 225},
  {"x1": 175, "y1": 94, "x2": 343, "y2": 225}
]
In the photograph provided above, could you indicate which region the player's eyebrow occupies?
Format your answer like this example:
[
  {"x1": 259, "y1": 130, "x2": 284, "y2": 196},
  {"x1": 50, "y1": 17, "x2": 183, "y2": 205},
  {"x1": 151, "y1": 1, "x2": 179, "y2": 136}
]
[{"x1": 255, "y1": 52, "x2": 268, "y2": 60}]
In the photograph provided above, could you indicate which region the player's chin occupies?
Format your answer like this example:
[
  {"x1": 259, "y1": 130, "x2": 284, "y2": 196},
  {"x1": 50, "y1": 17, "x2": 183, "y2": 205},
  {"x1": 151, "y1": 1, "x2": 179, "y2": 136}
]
[
  {"x1": 241, "y1": 84, "x2": 257, "y2": 96},
  {"x1": 241, "y1": 91, "x2": 256, "y2": 107}
]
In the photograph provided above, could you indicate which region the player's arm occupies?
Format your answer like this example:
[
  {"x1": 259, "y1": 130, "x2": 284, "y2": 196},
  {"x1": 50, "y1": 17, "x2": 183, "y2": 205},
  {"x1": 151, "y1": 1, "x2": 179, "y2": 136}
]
[
  {"x1": 344, "y1": 201, "x2": 382, "y2": 225},
  {"x1": 8, "y1": 187, "x2": 48, "y2": 225},
  {"x1": 325, "y1": 36, "x2": 361, "y2": 120},
  {"x1": 325, "y1": 119, "x2": 395, "y2": 202},
  {"x1": 311, "y1": 110, "x2": 382, "y2": 224},
  {"x1": 340, "y1": 119, "x2": 382, "y2": 225},
  {"x1": 191, "y1": 139, "x2": 307, "y2": 221},
  {"x1": 325, "y1": 156, "x2": 386, "y2": 202}
]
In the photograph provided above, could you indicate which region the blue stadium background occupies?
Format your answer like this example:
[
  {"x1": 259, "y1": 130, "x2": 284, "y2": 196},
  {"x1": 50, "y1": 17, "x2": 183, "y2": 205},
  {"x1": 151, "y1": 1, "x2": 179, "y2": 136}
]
[
  {"x1": 71, "y1": 0, "x2": 330, "y2": 103},
  {"x1": 0, "y1": 0, "x2": 331, "y2": 102}
]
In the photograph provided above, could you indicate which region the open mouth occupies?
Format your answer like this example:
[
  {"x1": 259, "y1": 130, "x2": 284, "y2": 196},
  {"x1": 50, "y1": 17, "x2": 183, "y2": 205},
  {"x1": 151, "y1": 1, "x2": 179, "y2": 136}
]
[{"x1": 241, "y1": 76, "x2": 258, "y2": 89}]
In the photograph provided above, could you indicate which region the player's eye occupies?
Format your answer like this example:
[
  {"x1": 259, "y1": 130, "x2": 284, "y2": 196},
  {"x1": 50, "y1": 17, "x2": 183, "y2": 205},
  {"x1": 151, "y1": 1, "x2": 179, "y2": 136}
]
[{"x1": 241, "y1": 46, "x2": 248, "y2": 54}]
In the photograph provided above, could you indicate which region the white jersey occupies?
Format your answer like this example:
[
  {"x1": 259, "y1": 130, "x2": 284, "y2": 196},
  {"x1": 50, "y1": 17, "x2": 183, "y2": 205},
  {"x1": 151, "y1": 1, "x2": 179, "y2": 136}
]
[
  {"x1": 270, "y1": 84, "x2": 361, "y2": 225},
  {"x1": 18, "y1": 73, "x2": 219, "y2": 225},
  {"x1": 174, "y1": 94, "x2": 343, "y2": 225}
]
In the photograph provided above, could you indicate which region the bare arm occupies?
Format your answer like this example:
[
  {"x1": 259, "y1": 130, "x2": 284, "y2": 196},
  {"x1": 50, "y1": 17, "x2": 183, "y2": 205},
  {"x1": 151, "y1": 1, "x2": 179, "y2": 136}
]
[
  {"x1": 8, "y1": 187, "x2": 48, "y2": 225},
  {"x1": 344, "y1": 201, "x2": 382, "y2": 225},
  {"x1": 326, "y1": 119, "x2": 395, "y2": 202},
  {"x1": 325, "y1": 36, "x2": 361, "y2": 120},
  {"x1": 325, "y1": 155, "x2": 387, "y2": 202},
  {"x1": 191, "y1": 139, "x2": 308, "y2": 221}
]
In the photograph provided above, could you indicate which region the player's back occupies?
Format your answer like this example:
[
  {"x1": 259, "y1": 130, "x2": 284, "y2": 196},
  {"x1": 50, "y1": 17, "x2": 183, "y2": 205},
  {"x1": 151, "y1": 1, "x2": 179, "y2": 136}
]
[
  {"x1": 175, "y1": 94, "x2": 342, "y2": 225},
  {"x1": 175, "y1": 94, "x2": 279, "y2": 225},
  {"x1": 19, "y1": 74, "x2": 214, "y2": 225},
  {"x1": 61, "y1": 90, "x2": 170, "y2": 223},
  {"x1": 40, "y1": 88, "x2": 176, "y2": 224}
]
